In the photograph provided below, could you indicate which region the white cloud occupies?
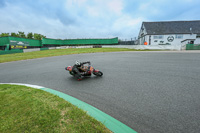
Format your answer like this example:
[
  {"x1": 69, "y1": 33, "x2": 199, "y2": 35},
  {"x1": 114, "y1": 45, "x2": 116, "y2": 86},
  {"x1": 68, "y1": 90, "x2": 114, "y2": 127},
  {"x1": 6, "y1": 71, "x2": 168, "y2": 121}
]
[
  {"x1": 66, "y1": 0, "x2": 124, "y2": 17},
  {"x1": 111, "y1": 15, "x2": 143, "y2": 38},
  {"x1": 113, "y1": 15, "x2": 143, "y2": 29},
  {"x1": 1, "y1": 0, "x2": 200, "y2": 40},
  {"x1": 0, "y1": 2, "x2": 67, "y2": 38},
  {"x1": 107, "y1": 0, "x2": 123, "y2": 15},
  {"x1": 86, "y1": 6, "x2": 100, "y2": 17}
]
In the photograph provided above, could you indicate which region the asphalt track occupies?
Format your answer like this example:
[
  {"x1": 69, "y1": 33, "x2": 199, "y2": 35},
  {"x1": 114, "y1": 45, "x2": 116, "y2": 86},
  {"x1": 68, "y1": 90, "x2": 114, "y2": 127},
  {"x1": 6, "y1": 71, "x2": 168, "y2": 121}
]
[{"x1": 1, "y1": 51, "x2": 200, "y2": 133}]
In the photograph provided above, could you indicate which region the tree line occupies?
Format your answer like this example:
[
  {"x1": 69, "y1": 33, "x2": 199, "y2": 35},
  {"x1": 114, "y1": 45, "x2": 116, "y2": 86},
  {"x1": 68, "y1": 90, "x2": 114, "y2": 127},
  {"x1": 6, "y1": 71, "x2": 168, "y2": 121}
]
[{"x1": 0, "y1": 32, "x2": 46, "y2": 40}]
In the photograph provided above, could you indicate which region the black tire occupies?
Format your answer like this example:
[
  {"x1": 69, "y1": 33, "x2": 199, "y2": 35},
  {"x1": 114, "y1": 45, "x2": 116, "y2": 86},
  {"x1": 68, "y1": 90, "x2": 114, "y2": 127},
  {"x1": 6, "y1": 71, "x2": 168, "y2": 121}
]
[
  {"x1": 94, "y1": 71, "x2": 103, "y2": 76},
  {"x1": 69, "y1": 71, "x2": 74, "y2": 75},
  {"x1": 74, "y1": 73, "x2": 82, "y2": 79}
]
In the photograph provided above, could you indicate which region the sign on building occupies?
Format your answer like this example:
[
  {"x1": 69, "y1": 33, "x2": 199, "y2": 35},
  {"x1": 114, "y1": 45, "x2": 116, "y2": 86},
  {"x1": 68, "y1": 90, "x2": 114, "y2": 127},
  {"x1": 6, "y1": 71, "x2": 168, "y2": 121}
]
[{"x1": 10, "y1": 40, "x2": 29, "y2": 49}]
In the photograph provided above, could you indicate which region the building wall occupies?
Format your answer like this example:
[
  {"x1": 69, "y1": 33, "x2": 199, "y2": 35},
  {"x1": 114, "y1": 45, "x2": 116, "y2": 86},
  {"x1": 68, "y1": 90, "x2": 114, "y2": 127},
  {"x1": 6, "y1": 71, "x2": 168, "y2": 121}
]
[
  {"x1": 195, "y1": 38, "x2": 200, "y2": 44},
  {"x1": 152, "y1": 34, "x2": 196, "y2": 45},
  {"x1": 138, "y1": 22, "x2": 200, "y2": 45},
  {"x1": 139, "y1": 34, "x2": 200, "y2": 45},
  {"x1": 138, "y1": 24, "x2": 147, "y2": 45}
]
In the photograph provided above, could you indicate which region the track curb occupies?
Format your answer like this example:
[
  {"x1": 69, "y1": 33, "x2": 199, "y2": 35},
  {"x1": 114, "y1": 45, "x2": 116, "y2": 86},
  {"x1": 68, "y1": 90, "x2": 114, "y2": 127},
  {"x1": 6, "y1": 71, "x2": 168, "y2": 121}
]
[{"x1": 0, "y1": 83, "x2": 137, "y2": 133}]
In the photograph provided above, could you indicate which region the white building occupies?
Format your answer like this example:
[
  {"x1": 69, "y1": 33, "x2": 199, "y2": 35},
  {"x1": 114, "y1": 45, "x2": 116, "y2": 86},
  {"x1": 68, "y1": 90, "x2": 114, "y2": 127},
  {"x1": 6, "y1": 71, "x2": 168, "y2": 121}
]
[{"x1": 138, "y1": 20, "x2": 200, "y2": 46}]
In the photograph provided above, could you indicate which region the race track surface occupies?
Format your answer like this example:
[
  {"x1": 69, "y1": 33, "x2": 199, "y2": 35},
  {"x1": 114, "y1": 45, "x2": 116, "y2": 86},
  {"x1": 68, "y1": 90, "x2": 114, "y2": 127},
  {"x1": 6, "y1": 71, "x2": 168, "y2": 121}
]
[{"x1": 1, "y1": 51, "x2": 200, "y2": 133}]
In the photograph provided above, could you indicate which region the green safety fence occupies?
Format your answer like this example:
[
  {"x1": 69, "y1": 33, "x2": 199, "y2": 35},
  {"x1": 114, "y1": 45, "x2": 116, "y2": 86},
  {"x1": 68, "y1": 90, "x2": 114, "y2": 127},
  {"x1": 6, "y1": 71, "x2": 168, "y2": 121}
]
[
  {"x1": 42, "y1": 37, "x2": 118, "y2": 45},
  {"x1": 0, "y1": 37, "x2": 118, "y2": 52},
  {"x1": 42, "y1": 38, "x2": 63, "y2": 45},
  {"x1": 9, "y1": 37, "x2": 42, "y2": 47},
  {"x1": 186, "y1": 44, "x2": 200, "y2": 50},
  {"x1": 0, "y1": 37, "x2": 9, "y2": 46},
  {"x1": 62, "y1": 38, "x2": 118, "y2": 45},
  {"x1": 0, "y1": 37, "x2": 42, "y2": 47}
]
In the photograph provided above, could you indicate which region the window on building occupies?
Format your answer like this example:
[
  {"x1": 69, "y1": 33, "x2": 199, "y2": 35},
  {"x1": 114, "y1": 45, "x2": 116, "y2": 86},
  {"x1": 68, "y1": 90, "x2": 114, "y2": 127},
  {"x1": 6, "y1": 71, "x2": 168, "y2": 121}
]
[
  {"x1": 196, "y1": 34, "x2": 200, "y2": 38},
  {"x1": 175, "y1": 34, "x2": 183, "y2": 39},
  {"x1": 153, "y1": 35, "x2": 163, "y2": 39}
]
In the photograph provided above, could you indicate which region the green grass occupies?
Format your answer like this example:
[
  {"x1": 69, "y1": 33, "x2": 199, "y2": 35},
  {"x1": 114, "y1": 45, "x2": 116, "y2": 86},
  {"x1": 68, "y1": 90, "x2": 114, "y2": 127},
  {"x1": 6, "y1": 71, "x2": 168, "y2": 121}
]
[
  {"x1": 0, "y1": 48, "x2": 137, "y2": 63},
  {"x1": 0, "y1": 84, "x2": 111, "y2": 133}
]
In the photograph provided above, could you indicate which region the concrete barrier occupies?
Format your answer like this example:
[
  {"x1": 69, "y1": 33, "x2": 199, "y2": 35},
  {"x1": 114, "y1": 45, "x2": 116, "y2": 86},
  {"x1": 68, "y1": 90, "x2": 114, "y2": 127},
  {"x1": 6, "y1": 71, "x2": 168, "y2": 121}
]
[
  {"x1": 64, "y1": 46, "x2": 93, "y2": 49},
  {"x1": 48, "y1": 47, "x2": 56, "y2": 50},
  {"x1": 102, "y1": 45, "x2": 184, "y2": 51},
  {"x1": 23, "y1": 48, "x2": 40, "y2": 53},
  {"x1": 1, "y1": 45, "x2": 186, "y2": 55}
]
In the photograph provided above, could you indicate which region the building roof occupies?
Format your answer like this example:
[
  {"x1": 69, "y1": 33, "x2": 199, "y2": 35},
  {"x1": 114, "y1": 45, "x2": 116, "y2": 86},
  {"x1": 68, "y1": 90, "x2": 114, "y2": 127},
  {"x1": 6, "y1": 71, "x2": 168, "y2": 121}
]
[{"x1": 143, "y1": 20, "x2": 200, "y2": 35}]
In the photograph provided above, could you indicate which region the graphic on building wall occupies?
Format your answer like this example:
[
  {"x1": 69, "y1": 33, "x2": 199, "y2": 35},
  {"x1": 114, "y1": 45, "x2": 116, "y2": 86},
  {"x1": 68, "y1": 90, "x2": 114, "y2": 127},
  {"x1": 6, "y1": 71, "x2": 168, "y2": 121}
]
[
  {"x1": 167, "y1": 36, "x2": 174, "y2": 42},
  {"x1": 10, "y1": 40, "x2": 29, "y2": 49}
]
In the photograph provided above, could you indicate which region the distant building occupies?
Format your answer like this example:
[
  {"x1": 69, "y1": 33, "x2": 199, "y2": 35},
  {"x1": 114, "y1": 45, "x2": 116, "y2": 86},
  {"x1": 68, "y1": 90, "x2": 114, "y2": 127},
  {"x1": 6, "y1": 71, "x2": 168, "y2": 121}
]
[{"x1": 138, "y1": 20, "x2": 200, "y2": 45}]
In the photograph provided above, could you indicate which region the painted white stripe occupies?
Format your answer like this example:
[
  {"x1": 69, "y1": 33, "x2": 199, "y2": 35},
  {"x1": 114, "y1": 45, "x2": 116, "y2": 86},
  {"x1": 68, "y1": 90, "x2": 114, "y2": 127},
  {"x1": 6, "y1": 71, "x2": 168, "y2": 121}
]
[
  {"x1": 0, "y1": 83, "x2": 45, "y2": 89},
  {"x1": 0, "y1": 83, "x2": 137, "y2": 133}
]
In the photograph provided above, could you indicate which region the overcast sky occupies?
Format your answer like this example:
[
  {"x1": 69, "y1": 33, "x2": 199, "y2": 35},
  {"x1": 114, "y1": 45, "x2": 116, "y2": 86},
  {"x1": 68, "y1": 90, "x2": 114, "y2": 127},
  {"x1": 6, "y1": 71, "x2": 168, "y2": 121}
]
[{"x1": 0, "y1": 0, "x2": 200, "y2": 40}]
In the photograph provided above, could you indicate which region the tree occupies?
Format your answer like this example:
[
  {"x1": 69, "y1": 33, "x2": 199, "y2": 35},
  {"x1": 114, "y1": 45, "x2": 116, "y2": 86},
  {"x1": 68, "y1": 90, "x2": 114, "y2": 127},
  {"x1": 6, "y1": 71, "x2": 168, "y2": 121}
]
[
  {"x1": 1, "y1": 32, "x2": 47, "y2": 39},
  {"x1": 41, "y1": 35, "x2": 46, "y2": 39},
  {"x1": 18, "y1": 31, "x2": 26, "y2": 38},
  {"x1": 34, "y1": 33, "x2": 40, "y2": 40},
  {"x1": 11, "y1": 32, "x2": 19, "y2": 37},
  {"x1": 27, "y1": 32, "x2": 33, "y2": 39},
  {"x1": 34, "y1": 33, "x2": 46, "y2": 40},
  {"x1": 0, "y1": 33, "x2": 10, "y2": 37}
]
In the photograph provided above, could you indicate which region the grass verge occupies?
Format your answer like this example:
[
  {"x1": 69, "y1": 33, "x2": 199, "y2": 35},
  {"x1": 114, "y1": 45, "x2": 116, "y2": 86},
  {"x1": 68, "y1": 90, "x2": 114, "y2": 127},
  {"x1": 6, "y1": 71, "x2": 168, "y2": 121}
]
[
  {"x1": 0, "y1": 84, "x2": 111, "y2": 133},
  {"x1": 0, "y1": 48, "x2": 139, "y2": 63}
]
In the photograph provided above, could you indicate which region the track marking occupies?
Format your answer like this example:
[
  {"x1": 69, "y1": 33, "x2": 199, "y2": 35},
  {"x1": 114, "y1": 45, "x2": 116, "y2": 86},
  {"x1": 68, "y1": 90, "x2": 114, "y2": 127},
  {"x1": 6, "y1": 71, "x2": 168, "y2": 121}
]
[{"x1": 0, "y1": 83, "x2": 137, "y2": 133}]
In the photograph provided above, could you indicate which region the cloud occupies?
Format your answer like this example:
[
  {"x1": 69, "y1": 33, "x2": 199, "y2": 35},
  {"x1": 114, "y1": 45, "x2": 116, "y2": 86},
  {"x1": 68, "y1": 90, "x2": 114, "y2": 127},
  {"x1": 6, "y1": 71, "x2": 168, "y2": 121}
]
[
  {"x1": 124, "y1": 0, "x2": 200, "y2": 21},
  {"x1": 107, "y1": 0, "x2": 123, "y2": 15},
  {"x1": 0, "y1": 0, "x2": 200, "y2": 40},
  {"x1": 111, "y1": 15, "x2": 144, "y2": 38},
  {"x1": 65, "y1": 0, "x2": 123, "y2": 18}
]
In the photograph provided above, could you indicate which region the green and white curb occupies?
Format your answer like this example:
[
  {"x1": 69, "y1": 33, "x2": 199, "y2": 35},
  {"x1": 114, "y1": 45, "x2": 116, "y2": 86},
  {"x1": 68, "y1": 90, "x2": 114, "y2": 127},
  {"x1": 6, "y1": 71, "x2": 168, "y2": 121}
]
[{"x1": 0, "y1": 83, "x2": 137, "y2": 133}]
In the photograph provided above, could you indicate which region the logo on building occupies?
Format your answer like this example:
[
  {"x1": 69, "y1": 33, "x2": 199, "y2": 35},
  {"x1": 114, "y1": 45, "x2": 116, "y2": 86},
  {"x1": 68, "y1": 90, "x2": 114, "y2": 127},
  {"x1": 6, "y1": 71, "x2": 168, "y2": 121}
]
[{"x1": 167, "y1": 36, "x2": 174, "y2": 42}]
